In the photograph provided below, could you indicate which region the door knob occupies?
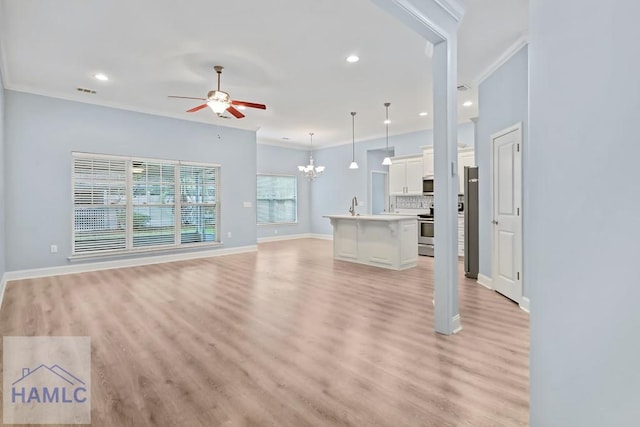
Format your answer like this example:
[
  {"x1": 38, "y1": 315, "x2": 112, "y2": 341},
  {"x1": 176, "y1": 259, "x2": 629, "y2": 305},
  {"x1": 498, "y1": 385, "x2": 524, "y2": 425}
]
[{"x1": 492, "y1": 220, "x2": 499, "y2": 225}]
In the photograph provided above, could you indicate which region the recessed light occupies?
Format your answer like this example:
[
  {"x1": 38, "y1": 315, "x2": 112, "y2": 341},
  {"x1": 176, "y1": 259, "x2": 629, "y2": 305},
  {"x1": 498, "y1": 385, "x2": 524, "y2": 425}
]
[
  {"x1": 384, "y1": 119, "x2": 391, "y2": 124},
  {"x1": 346, "y1": 55, "x2": 360, "y2": 63},
  {"x1": 419, "y1": 112, "x2": 428, "y2": 116},
  {"x1": 94, "y1": 73, "x2": 109, "y2": 81},
  {"x1": 463, "y1": 101, "x2": 473, "y2": 107},
  {"x1": 237, "y1": 105, "x2": 246, "y2": 110}
]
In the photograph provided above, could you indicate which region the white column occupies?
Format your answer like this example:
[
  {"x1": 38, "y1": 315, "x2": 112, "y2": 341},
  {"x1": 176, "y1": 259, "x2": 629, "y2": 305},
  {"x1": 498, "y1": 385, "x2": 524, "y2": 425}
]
[
  {"x1": 369, "y1": 0, "x2": 465, "y2": 335},
  {"x1": 433, "y1": 37, "x2": 461, "y2": 335}
]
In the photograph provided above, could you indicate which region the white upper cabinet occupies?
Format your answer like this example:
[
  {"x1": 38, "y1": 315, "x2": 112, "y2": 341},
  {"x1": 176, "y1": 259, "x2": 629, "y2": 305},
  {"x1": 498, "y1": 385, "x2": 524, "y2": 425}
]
[
  {"x1": 389, "y1": 162, "x2": 407, "y2": 195},
  {"x1": 458, "y1": 148, "x2": 475, "y2": 194},
  {"x1": 388, "y1": 155, "x2": 424, "y2": 196},
  {"x1": 405, "y1": 157, "x2": 424, "y2": 194},
  {"x1": 423, "y1": 146, "x2": 475, "y2": 194},
  {"x1": 423, "y1": 148, "x2": 434, "y2": 177}
]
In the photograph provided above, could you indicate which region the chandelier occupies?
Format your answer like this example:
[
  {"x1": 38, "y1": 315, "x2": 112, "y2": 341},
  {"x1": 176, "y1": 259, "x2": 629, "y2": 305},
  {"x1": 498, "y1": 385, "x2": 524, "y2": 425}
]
[{"x1": 298, "y1": 132, "x2": 325, "y2": 180}]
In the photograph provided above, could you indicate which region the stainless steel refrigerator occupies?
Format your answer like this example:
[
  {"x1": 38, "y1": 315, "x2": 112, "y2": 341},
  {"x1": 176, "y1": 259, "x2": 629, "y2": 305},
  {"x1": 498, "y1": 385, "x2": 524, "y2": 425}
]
[{"x1": 464, "y1": 166, "x2": 479, "y2": 279}]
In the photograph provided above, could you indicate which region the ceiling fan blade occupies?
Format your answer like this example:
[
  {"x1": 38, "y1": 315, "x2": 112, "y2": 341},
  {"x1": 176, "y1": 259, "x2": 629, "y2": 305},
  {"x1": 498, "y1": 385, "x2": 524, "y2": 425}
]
[
  {"x1": 226, "y1": 106, "x2": 245, "y2": 119},
  {"x1": 231, "y1": 100, "x2": 267, "y2": 110},
  {"x1": 169, "y1": 95, "x2": 207, "y2": 101},
  {"x1": 187, "y1": 104, "x2": 209, "y2": 113}
]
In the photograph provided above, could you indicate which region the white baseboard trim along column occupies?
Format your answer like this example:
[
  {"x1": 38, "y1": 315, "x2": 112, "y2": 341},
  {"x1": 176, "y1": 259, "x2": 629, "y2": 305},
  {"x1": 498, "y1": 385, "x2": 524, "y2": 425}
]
[
  {"x1": 0, "y1": 273, "x2": 8, "y2": 313},
  {"x1": 452, "y1": 314, "x2": 462, "y2": 334},
  {"x1": 520, "y1": 297, "x2": 530, "y2": 313}
]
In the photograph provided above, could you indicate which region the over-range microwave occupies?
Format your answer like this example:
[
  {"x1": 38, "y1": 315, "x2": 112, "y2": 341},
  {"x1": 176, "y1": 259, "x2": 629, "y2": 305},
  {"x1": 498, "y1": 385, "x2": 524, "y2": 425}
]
[{"x1": 423, "y1": 177, "x2": 434, "y2": 195}]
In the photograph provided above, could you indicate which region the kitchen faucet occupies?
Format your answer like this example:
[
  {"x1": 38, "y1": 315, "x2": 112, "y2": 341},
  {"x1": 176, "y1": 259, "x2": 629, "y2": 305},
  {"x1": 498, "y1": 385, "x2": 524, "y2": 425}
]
[{"x1": 349, "y1": 196, "x2": 358, "y2": 216}]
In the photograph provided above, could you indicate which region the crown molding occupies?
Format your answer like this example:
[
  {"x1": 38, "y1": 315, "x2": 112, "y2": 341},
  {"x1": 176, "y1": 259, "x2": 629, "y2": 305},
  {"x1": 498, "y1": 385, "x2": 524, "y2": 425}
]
[
  {"x1": 2, "y1": 84, "x2": 262, "y2": 134},
  {"x1": 474, "y1": 34, "x2": 529, "y2": 86},
  {"x1": 433, "y1": 0, "x2": 466, "y2": 22},
  {"x1": 257, "y1": 138, "x2": 309, "y2": 150}
]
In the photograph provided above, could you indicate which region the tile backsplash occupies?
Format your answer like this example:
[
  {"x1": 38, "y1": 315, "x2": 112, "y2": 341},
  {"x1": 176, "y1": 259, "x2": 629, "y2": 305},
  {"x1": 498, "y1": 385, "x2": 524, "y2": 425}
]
[{"x1": 394, "y1": 195, "x2": 433, "y2": 210}]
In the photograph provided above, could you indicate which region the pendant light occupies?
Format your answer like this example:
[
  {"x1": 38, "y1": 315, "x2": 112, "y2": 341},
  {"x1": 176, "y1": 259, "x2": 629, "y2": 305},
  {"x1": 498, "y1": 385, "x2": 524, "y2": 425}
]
[
  {"x1": 298, "y1": 132, "x2": 325, "y2": 180},
  {"x1": 382, "y1": 102, "x2": 392, "y2": 166},
  {"x1": 349, "y1": 111, "x2": 359, "y2": 169}
]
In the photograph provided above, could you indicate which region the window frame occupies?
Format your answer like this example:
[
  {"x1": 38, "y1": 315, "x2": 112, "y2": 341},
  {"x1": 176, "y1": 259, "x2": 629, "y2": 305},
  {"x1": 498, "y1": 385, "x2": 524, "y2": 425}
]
[
  {"x1": 71, "y1": 152, "x2": 221, "y2": 258},
  {"x1": 256, "y1": 173, "x2": 298, "y2": 226}
]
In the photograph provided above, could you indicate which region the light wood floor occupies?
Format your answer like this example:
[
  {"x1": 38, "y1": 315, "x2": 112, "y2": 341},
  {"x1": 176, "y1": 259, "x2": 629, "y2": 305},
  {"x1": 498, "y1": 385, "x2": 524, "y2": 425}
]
[{"x1": 0, "y1": 239, "x2": 529, "y2": 426}]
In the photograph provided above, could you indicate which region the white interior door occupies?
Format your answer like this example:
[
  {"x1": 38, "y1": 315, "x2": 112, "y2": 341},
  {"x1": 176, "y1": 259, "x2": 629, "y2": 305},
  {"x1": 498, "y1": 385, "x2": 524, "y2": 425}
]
[{"x1": 492, "y1": 125, "x2": 523, "y2": 303}]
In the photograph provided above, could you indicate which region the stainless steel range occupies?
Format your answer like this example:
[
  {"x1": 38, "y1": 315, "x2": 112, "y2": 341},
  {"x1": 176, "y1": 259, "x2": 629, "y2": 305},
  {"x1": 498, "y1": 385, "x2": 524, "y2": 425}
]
[{"x1": 418, "y1": 203, "x2": 434, "y2": 257}]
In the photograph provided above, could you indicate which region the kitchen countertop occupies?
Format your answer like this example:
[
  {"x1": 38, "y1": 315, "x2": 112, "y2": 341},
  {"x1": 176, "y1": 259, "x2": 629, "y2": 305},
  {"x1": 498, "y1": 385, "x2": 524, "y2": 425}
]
[{"x1": 323, "y1": 214, "x2": 417, "y2": 221}]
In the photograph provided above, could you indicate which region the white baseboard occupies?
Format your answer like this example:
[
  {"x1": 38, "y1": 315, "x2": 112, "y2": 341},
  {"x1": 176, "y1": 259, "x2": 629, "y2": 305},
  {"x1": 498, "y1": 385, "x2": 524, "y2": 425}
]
[
  {"x1": 257, "y1": 233, "x2": 312, "y2": 243},
  {"x1": 257, "y1": 233, "x2": 333, "y2": 243},
  {"x1": 520, "y1": 297, "x2": 530, "y2": 314},
  {"x1": 452, "y1": 314, "x2": 462, "y2": 334},
  {"x1": 310, "y1": 233, "x2": 333, "y2": 241},
  {"x1": 477, "y1": 273, "x2": 493, "y2": 290},
  {"x1": 2, "y1": 245, "x2": 258, "y2": 282}
]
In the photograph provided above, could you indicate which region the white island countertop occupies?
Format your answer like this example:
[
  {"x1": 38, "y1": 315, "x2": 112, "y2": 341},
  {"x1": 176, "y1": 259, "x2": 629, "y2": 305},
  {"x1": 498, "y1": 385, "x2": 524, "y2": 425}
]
[{"x1": 323, "y1": 214, "x2": 417, "y2": 221}]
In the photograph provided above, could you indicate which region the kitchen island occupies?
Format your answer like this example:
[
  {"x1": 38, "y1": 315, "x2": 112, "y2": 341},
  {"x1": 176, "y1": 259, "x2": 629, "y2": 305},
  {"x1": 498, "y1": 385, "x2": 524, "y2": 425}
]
[{"x1": 323, "y1": 215, "x2": 418, "y2": 270}]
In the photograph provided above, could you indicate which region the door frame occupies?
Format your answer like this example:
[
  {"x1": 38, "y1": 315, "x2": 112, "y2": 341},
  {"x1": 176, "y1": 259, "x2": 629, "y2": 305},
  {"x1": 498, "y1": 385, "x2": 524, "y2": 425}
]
[
  {"x1": 369, "y1": 170, "x2": 389, "y2": 214},
  {"x1": 490, "y1": 122, "x2": 524, "y2": 306}
]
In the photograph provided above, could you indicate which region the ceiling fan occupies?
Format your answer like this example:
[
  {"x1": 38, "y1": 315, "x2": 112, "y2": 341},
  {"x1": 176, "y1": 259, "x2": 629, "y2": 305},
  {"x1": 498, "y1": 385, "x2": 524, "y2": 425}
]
[{"x1": 169, "y1": 65, "x2": 266, "y2": 119}]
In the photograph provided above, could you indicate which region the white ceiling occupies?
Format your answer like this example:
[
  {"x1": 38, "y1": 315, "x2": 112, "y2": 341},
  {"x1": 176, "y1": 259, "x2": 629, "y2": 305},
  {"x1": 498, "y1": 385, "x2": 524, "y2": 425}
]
[{"x1": 0, "y1": 0, "x2": 527, "y2": 148}]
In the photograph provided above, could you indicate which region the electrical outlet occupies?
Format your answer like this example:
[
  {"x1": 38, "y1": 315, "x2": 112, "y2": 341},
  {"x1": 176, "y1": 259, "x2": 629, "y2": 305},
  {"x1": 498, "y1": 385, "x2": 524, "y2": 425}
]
[
  {"x1": 227, "y1": 231, "x2": 232, "y2": 238},
  {"x1": 274, "y1": 229, "x2": 278, "y2": 235},
  {"x1": 50, "y1": 244, "x2": 58, "y2": 254}
]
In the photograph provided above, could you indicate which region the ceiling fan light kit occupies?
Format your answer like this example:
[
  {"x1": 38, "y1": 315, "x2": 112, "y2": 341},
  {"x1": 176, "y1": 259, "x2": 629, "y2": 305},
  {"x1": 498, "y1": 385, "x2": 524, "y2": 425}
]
[
  {"x1": 169, "y1": 65, "x2": 266, "y2": 119},
  {"x1": 298, "y1": 132, "x2": 325, "y2": 181},
  {"x1": 206, "y1": 90, "x2": 231, "y2": 114},
  {"x1": 349, "y1": 112, "x2": 359, "y2": 169}
]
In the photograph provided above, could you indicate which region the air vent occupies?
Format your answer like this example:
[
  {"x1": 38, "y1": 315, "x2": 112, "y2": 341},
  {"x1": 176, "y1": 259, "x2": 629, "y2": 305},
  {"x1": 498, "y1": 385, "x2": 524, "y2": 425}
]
[
  {"x1": 457, "y1": 84, "x2": 471, "y2": 92},
  {"x1": 76, "y1": 87, "x2": 96, "y2": 94}
]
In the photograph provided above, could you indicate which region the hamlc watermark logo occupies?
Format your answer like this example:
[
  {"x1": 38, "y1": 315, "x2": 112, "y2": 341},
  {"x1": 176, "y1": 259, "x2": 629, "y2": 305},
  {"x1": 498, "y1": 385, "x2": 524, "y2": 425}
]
[{"x1": 3, "y1": 336, "x2": 91, "y2": 424}]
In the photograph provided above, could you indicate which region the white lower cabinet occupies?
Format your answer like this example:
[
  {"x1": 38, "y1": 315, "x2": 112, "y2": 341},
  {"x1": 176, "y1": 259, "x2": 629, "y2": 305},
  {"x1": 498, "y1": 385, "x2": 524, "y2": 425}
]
[{"x1": 325, "y1": 215, "x2": 418, "y2": 270}]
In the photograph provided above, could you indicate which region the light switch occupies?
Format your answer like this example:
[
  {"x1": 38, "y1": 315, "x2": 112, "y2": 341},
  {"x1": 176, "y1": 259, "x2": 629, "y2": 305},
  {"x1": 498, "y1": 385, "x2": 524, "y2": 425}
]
[{"x1": 243, "y1": 201, "x2": 252, "y2": 208}]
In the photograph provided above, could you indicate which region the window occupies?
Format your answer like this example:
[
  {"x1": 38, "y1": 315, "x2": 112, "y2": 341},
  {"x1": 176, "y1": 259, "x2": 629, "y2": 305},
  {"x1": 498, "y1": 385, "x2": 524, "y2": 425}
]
[
  {"x1": 256, "y1": 175, "x2": 297, "y2": 224},
  {"x1": 73, "y1": 153, "x2": 219, "y2": 256}
]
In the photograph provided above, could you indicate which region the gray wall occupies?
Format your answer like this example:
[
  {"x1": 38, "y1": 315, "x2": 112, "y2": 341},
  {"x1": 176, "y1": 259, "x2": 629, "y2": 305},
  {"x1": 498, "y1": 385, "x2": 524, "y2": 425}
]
[
  {"x1": 4, "y1": 91, "x2": 257, "y2": 271},
  {"x1": 0, "y1": 72, "x2": 5, "y2": 278},
  {"x1": 311, "y1": 123, "x2": 474, "y2": 235},
  {"x1": 476, "y1": 45, "x2": 528, "y2": 289},
  {"x1": 529, "y1": 1, "x2": 640, "y2": 425},
  {"x1": 256, "y1": 144, "x2": 311, "y2": 238}
]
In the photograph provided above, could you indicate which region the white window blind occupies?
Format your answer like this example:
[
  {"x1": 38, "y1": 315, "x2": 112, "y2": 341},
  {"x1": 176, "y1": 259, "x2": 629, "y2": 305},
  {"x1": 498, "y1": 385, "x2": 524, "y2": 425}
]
[
  {"x1": 257, "y1": 175, "x2": 297, "y2": 224},
  {"x1": 73, "y1": 157, "x2": 127, "y2": 253},
  {"x1": 180, "y1": 165, "x2": 217, "y2": 244},
  {"x1": 132, "y1": 161, "x2": 176, "y2": 248},
  {"x1": 72, "y1": 154, "x2": 220, "y2": 256}
]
